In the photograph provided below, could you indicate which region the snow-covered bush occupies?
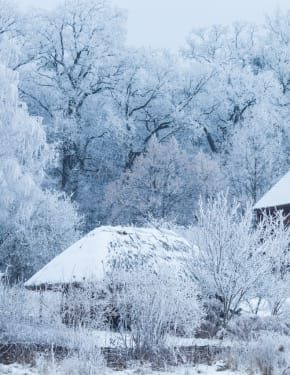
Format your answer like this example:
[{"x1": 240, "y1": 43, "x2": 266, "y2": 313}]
[
  {"x1": 36, "y1": 344, "x2": 105, "y2": 375},
  {"x1": 59, "y1": 352, "x2": 105, "y2": 375},
  {"x1": 228, "y1": 333, "x2": 290, "y2": 375},
  {"x1": 59, "y1": 283, "x2": 108, "y2": 329},
  {"x1": 0, "y1": 281, "x2": 107, "y2": 372},
  {"x1": 106, "y1": 262, "x2": 203, "y2": 357},
  {"x1": 220, "y1": 315, "x2": 290, "y2": 341},
  {"x1": 0, "y1": 280, "x2": 62, "y2": 343},
  {"x1": 0, "y1": 280, "x2": 30, "y2": 339},
  {"x1": 0, "y1": 281, "x2": 105, "y2": 350}
]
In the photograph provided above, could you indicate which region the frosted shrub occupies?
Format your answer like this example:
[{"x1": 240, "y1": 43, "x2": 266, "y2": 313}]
[
  {"x1": 221, "y1": 315, "x2": 290, "y2": 341},
  {"x1": 0, "y1": 282, "x2": 56, "y2": 351},
  {"x1": 60, "y1": 284, "x2": 107, "y2": 329},
  {"x1": 107, "y1": 263, "x2": 203, "y2": 357},
  {"x1": 0, "y1": 281, "x2": 33, "y2": 339},
  {"x1": 228, "y1": 333, "x2": 290, "y2": 375},
  {"x1": 60, "y1": 357, "x2": 101, "y2": 375},
  {"x1": 59, "y1": 345, "x2": 104, "y2": 375},
  {"x1": 0, "y1": 281, "x2": 103, "y2": 350},
  {"x1": 35, "y1": 344, "x2": 104, "y2": 375},
  {"x1": 0, "y1": 280, "x2": 71, "y2": 344}
]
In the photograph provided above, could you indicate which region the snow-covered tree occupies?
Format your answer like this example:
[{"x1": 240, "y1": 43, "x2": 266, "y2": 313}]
[
  {"x1": 263, "y1": 11, "x2": 290, "y2": 95},
  {"x1": 184, "y1": 23, "x2": 261, "y2": 67},
  {"x1": 184, "y1": 22, "x2": 289, "y2": 205},
  {"x1": 17, "y1": 0, "x2": 128, "y2": 228},
  {"x1": 9, "y1": 2, "x2": 290, "y2": 230},
  {"x1": 190, "y1": 193, "x2": 287, "y2": 327},
  {"x1": 0, "y1": 0, "x2": 21, "y2": 41},
  {"x1": 21, "y1": 0, "x2": 126, "y2": 119},
  {"x1": 18, "y1": 0, "x2": 125, "y2": 201},
  {"x1": 105, "y1": 137, "x2": 222, "y2": 225},
  {"x1": 108, "y1": 49, "x2": 212, "y2": 165},
  {"x1": 226, "y1": 101, "x2": 286, "y2": 203},
  {"x1": 0, "y1": 63, "x2": 81, "y2": 281}
]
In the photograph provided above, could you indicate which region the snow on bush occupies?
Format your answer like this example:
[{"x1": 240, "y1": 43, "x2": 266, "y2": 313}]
[
  {"x1": 0, "y1": 280, "x2": 105, "y2": 349},
  {"x1": 0, "y1": 282, "x2": 35, "y2": 339},
  {"x1": 220, "y1": 314, "x2": 290, "y2": 341},
  {"x1": 228, "y1": 333, "x2": 290, "y2": 375},
  {"x1": 36, "y1": 344, "x2": 104, "y2": 375},
  {"x1": 106, "y1": 262, "x2": 203, "y2": 356}
]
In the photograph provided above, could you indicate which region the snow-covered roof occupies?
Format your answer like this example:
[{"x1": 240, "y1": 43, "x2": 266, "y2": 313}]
[
  {"x1": 254, "y1": 171, "x2": 290, "y2": 210},
  {"x1": 24, "y1": 226, "x2": 191, "y2": 290}
]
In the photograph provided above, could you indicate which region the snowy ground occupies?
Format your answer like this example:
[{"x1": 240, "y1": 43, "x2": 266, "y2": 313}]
[{"x1": 0, "y1": 363, "x2": 245, "y2": 375}]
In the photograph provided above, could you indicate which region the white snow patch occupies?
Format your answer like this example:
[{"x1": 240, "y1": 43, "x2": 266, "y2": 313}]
[
  {"x1": 0, "y1": 363, "x2": 246, "y2": 375},
  {"x1": 166, "y1": 336, "x2": 227, "y2": 348}
]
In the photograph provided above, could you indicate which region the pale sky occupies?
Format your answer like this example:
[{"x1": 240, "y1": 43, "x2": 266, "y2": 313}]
[{"x1": 16, "y1": 0, "x2": 290, "y2": 49}]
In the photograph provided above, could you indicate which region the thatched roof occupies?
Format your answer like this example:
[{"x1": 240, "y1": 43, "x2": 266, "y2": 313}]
[{"x1": 24, "y1": 226, "x2": 191, "y2": 291}]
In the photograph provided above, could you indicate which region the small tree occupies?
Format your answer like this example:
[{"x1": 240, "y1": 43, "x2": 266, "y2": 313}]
[
  {"x1": 105, "y1": 137, "x2": 222, "y2": 225},
  {"x1": 190, "y1": 193, "x2": 289, "y2": 328},
  {"x1": 105, "y1": 137, "x2": 195, "y2": 225},
  {"x1": 226, "y1": 103, "x2": 285, "y2": 203}
]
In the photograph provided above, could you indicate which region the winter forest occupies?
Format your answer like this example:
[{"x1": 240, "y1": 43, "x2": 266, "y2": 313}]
[{"x1": 2, "y1": 0, "x2": 290, "y2": 374}]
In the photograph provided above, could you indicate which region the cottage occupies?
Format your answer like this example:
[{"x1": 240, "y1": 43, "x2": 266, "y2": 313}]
[
  {"x1": 24, "y1": 226, "x2": 191, "y2": 327},
  {"x1": 254, "y1": 171, "x2": 290, "y2": 224}
]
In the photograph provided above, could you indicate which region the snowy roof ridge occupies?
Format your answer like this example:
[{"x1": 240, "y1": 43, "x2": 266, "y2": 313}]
[
  {"x1": 254, "y1": 170, "x2": 290, "y2": 210},
  {"x1": 24, "y1": 225, "x2": 191, "y2": 289}
]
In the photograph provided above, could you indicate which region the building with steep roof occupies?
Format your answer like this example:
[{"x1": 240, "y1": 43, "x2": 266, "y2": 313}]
[{"x1": 254, "y1": 171, "x2": 290, "y2": 223}]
